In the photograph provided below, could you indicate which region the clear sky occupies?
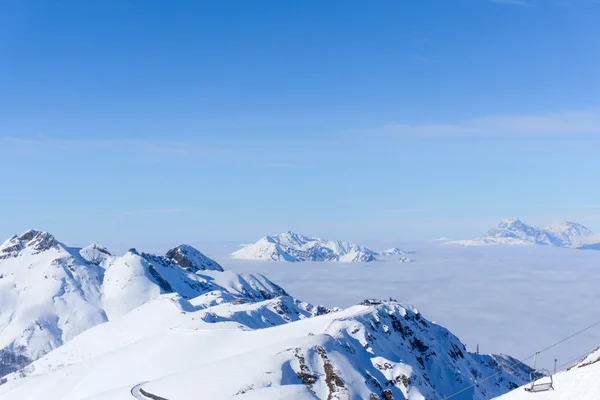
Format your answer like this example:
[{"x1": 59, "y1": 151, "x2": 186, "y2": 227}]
[{"x1": 1, "y1": 0, "x2": 599, "y2": 250}]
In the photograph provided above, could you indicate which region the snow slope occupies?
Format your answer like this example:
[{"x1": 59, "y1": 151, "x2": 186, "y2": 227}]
[
  {"x1": 447, "y1": 218, "x2": 595, "y2": 249},
  {"x1": 232, "y1": 231, "x2": 379, "y2": 262},
  {"x1": 0, "y1": 230, "x2": 285, "y2": 374},
  {"x1": 0, "y1": 297, "x2": 531, "y2": 400},
  {"x1": 543, "y1": 221, "x2": 592, "y2": 247},
  {"x1": 0, "y1": 230, "x2": 107, "y2": 369},
  {"x1": 498, "y1": 346, "x2": 600, "y2": 400}
]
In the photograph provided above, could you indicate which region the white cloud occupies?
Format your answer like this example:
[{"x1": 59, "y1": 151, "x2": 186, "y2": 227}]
[
  {"x1": 489, "y1": 0, "x2": 530, "y2": 5},
  {"x1": 382, "y1": 208, "x2": 427, "y2": 214},
  {"x1": 366, "y1": 111, "x2": 600, "y2": 139},
  {"x1": 121, "y1": 209, "x2": 184, "y2": 216},
  {"x1": 2, "y1": 136, "x2": 233, "y2": 158}
]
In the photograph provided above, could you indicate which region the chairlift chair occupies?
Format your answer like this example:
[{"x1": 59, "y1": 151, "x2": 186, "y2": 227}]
[
  {"x1": 525, "y1": 353, "x2": 554, "y2": 393},
  {"x1": 524, "y1": 368, "x2": 553, "y2": 393}
]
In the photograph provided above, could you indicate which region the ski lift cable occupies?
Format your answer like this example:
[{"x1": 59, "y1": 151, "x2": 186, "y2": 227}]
[
  {"x1": 444, "y1": 318, "x2": 600, "y2": 399},
  {"x1": 535, "y1": 319, "x2": 600, "y2": 356},
  {"x1": 555, "y1": 347, "x2": 598, "y2": 372},
  {"x1": 444, "y1": 354, "x2": 535, "y2": 400}
]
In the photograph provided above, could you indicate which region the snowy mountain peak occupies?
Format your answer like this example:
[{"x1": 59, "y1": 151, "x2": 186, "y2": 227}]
[
  {"x1": 485, "y1": 218, "x2": 550, "y2": 245},
  {"x1": 271, "y1": 231, "x2": 313, "y2": 246},
  {"x1": 165, "y1": 244, "x2": 224, "y2": 272},
  {"x1": 79, "y1": 243, "x2": 112, "y2": 265},
  {"x1": 448, "y1": 218, "x2": 596, "y2": 249},
  {"x1": 498, "y1": 217, "x2": 523, "y2": 226},
  {"x1": 0, "y1": 229, "x2": 61, "y2": 259},
  {"x1": 544, "y1": 221, "x2": 592, "y2": 247},
  {"x1": 381, "y1": 247, "x2": 406, "y2": 256},
  {"x1": 88, "y1": 242, "x2": 110, "y2": 253},
  {"x1": 232, "y1": 232, "x2": 379, "y2": 262}
]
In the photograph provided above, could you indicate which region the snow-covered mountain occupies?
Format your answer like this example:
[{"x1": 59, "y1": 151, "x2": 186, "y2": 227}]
[
  {"x1": 447, "y1": 218, "x2": 596, "y2": 249},
  {"x1": 380, "y1": 248, "x2": 413, "y2": 263},
  {"x1": 499, "y1": 345, "x2": 600, "y2": 400},
  {"x1": 381, "y1": 247, "x2": 406, "y2": 256},
  {"x1": 0, "y1": 229, "x2": 285, "y2": 375},
  {"x1": 231, "y1": 231, "x2": 379, "y2": 262},
  {"x1": 485, "y1": 218, "x2": 554, "y2": 245},
  {"x1": 543, "y1": 221, "x2": 592, "y2": 247},
  {"x1": 0, "y1": 295, "x2": 532, "y2": 400}
]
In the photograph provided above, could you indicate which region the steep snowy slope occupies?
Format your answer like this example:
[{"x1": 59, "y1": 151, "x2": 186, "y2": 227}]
[
  {"x1": 231, "y1": 231, "x2": 379, "y2": 262},
  {"x1": 543, "y1": 221, "x2": 592, "y2": 247},
  {"x1": 486, "y1": 218, "x2": 553, "y2": 245},
  {"x1": 0, "y1": 230, "x2": 108, "y2": 371},
  {"x1": 165, "y1": 244, "x2": 224, "y2": 272},
  {"x1": 447, "y1": 219, "x2": 595, "y2": 250},
  {"x1": 576, "y1": 233, "x2": 600, "y2": 250},
  {"x1": 0, "y1": 297, "x2": 531, "y2": 400},
  {"x1": 0, "y1": 230, "x2": 285, "y2": 374},
  {"x1": 498, "y1": 346, "x2": 600, "y2": 400}
]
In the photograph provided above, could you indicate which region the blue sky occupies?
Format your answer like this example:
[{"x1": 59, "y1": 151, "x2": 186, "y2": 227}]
[{"x1": 1, "y1": 0, "x2": 600, "y2": 250}]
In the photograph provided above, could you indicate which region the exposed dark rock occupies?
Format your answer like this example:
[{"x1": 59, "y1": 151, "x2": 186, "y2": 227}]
[
  {"x1": 0, "y1": 230, "x2": 60, "y2": 259},
  {"x1": 165, "y1": 245, "x2": 224, "y2": 272},
  {"x1": 293, "y1": 348, "x2": 317, "y2": 393},
  {"x1": 317, "y1": 346, "x2": 347, "y2": 400}
]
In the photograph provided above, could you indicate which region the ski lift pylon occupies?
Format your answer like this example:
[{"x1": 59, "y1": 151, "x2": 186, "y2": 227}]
[{"x1": 524, "y1": 352, "x2": 554, "y2": 393}]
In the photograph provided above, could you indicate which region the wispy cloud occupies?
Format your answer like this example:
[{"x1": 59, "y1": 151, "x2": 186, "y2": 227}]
[
  {"x1": 5, "y1": 136, "x2": 73, "y2": 149},
  {"x1": 489, "y1": 0, "x2": 530, "y2": 6},
  {"x1": 146, "y1": 208, "x2": 184, "y2": 214},
  {"x1": 121, "y1": 209, "x2": 184, "y2": 216},
  {"x1": 259, "y1": 163, "x2": 311, "y2": 169},
  {"x1": 362, "y1": 111, "x2": 600, "y2": 139},
  {"x1": 382, "y1": 208, "x2": 428, "y2": 214},
  {"x1": 2, "y1": 136, "x2": 235, "y2": 158}
]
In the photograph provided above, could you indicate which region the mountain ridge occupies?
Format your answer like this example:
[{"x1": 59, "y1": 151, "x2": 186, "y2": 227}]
[
  {"x1": 231, "y1": 231, "x2": 380, "y2": 262},
  {"x1": 0, "y1": 296, "x2": 532, "y2": 400},
  {"x1": 447, "y1": 218, "x2": 597, "y2": 249}
]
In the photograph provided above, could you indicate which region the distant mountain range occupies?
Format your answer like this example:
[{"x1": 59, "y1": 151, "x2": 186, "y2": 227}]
[
  {"x1": 231, "y1": 232, "x2": 411, "y2": 262},
  {"x1": 447, "y1": 218, "x2": 599, "y2": 249}
]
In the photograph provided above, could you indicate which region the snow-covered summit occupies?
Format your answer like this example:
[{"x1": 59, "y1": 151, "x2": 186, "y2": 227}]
[
  {"x1": 79, "y1": 242, "x2": 112, "y2": 265},
  {"x1": 165, "y1": 244, "x2": 224, "y2": 272},
  {"x1": 486, "y1": 218, "x2": 552, "y2": 245},
  {"x1": 381, "y1": 247, "x2": 406, "y2": 256},
  {"x1": 231, "y1": 231, "x2": 379, "y2": 262},
  {"x1": 447, "y1": 219, "x2": 596, "y2": 249},
  {"x1": 543, "y1": 221, "x2": 592, "y2": 247},
  {"x1": 0, "y1": 229, "x2": 61, "y2": 259}
]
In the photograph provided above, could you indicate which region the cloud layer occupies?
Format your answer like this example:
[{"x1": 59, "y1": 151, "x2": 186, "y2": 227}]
[{"x1": 368, "y1": 111, "x2": 600, "y2": 139}]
